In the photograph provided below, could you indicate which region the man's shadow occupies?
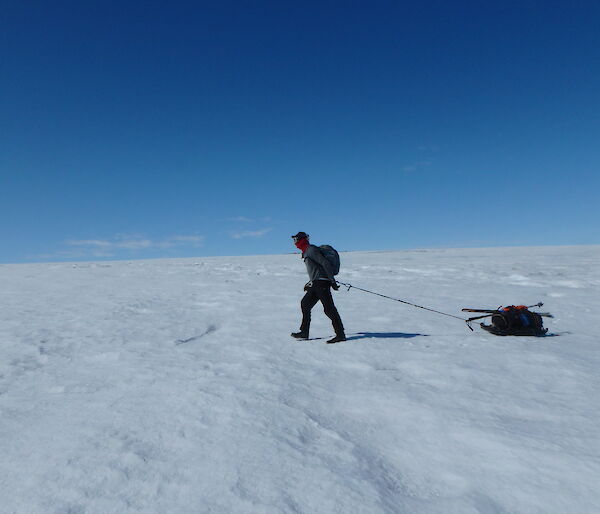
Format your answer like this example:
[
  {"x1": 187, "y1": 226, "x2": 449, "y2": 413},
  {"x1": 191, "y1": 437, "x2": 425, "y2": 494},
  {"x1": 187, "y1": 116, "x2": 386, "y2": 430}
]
[{"x1": 346, "y1": 332, "x2": 427, "y2": 341}]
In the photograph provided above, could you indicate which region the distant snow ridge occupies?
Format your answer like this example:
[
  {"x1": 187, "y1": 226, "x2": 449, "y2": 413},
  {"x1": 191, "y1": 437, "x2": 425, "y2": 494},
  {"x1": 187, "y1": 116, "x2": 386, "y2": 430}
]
[{"x1": 1, "y1": 246, "x2": 599, "y2": 513}]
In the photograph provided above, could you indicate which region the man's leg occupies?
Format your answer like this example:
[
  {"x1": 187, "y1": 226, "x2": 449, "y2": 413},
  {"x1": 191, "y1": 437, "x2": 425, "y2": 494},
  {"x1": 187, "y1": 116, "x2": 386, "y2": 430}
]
[
  {"x1": 313, "y1": 282, "x2": 345, "y2": 336},
  {"x1": 299, "y1": 288, "x2": 319, "y2": 335}
]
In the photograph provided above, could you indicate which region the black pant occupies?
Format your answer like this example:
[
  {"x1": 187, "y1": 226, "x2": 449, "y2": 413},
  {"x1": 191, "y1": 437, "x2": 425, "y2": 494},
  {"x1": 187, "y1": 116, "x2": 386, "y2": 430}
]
[{"x1": 300, "y1": 281, "x2": 345, "y2": 336}]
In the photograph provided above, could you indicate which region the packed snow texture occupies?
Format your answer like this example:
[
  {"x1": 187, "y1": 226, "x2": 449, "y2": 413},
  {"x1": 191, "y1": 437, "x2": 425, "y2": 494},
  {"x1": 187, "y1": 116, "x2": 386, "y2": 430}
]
[{"x1": 1, "y1": 246, "x2": 599, "y2": 513}]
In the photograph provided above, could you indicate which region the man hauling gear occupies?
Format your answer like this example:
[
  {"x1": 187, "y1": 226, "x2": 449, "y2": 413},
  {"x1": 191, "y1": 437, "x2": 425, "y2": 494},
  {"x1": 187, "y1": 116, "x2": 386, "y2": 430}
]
[{"x1": 291, "y1": 232, "x2": 346, "y2": 344}]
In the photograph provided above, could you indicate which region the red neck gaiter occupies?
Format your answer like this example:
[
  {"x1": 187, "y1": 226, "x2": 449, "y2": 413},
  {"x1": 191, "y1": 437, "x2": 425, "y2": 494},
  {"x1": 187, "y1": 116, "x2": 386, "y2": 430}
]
[{"x1": 295, "y1": 238, "x2": 309, "y2": 254}]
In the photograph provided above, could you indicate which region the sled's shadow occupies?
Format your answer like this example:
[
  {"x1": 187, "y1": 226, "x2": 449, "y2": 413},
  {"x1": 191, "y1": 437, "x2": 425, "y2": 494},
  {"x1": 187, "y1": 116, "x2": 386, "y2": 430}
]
[{"x1": 347, "y1": 332, "x2": 427, "y2": 341}]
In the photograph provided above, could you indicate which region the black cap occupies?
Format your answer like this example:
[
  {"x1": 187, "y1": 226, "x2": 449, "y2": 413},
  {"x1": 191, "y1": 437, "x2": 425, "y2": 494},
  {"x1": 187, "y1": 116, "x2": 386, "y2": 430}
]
[{"x1": 291, "y1": 231, "x2": 309, "y2": 242}]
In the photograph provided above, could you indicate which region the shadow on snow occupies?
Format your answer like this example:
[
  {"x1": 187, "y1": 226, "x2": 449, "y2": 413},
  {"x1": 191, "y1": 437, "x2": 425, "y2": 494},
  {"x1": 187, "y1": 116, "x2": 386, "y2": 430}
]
[{"x1": 347, "y1": 332, "x2": 427, "y2": 341}]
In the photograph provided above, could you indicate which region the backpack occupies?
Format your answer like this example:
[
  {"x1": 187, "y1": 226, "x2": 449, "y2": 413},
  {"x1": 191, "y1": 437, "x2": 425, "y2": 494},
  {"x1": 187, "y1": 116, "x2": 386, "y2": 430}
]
[
  {"x1": 490, "y1": 306, "x2": 545, "y2": 335},
  {"x1": 318, "y1": 245, "x2": 340, "y2": 275}
]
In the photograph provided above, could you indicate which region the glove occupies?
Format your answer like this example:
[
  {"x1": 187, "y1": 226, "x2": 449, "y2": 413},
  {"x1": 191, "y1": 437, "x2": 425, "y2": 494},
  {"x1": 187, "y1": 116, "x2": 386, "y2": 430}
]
[
  {"x1": 331, "y1": 281, "x2": 339, "y2": 291},
  {"x1": 304, "y1": 282, "x2": 312, "y2": 291}
]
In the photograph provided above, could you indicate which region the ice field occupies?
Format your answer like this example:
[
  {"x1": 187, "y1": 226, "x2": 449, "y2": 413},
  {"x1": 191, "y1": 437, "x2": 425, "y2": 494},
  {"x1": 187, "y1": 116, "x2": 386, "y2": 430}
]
[{"x1": 1, "y1": 246, "x2": 599, "y2": 513}]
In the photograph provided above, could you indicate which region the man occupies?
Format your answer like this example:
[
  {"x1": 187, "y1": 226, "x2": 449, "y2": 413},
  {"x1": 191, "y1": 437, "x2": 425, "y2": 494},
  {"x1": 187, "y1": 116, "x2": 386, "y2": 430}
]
[{"x1": 291, "y1": 231, "x2": 346, "y2": 344}]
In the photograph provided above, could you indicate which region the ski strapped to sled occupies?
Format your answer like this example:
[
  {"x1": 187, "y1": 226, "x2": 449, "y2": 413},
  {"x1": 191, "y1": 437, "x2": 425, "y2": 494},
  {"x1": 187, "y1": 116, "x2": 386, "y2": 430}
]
[{"x1": 461, "y1": 303, "x2": 554, "y2": 321}]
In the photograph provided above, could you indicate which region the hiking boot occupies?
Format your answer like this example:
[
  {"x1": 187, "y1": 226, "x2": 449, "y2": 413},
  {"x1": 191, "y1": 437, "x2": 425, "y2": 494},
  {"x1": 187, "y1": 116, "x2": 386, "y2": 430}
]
[
  {"x1": 291, "y1": 331, "x2": 309, "y2": 339},
  {"x1": 326, "y1": 334, "x2": 346, "y2": 344}
]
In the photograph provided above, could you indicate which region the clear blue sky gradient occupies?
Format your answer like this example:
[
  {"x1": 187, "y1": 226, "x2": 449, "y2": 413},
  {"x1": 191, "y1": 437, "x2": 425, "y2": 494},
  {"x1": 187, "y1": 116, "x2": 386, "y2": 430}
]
[{"x1": 2, "y1": 1, "x2": 599, "y2": 263}]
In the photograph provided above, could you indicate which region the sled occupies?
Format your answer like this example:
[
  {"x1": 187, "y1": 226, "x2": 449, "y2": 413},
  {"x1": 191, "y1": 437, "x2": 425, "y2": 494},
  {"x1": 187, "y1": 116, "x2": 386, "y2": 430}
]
[{"x1": 480, "y1": 323, "x2": 548, "y2": 337}]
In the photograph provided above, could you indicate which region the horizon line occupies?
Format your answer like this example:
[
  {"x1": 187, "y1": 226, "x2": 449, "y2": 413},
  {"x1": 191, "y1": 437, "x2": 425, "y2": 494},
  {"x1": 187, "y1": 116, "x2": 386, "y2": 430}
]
[{"x1": 3, "y1": 242, "x2": 599, "y2": 266}]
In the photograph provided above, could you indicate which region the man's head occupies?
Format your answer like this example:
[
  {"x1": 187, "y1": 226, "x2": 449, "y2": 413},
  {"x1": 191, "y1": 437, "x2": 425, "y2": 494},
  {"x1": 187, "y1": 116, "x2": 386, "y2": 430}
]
[
  {"x1": 291, "y1": 231, "x2": 309, "y2": 244},
  {"x1": 292, "y1": 231, "x2": 309, "y2": 251}
]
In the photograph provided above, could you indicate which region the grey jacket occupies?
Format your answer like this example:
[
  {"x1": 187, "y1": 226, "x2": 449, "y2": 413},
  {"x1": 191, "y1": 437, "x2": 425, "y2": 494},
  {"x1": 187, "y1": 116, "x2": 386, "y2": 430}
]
[{"x1": 303, "y1": 244, "x2": 335, "y2": 284}]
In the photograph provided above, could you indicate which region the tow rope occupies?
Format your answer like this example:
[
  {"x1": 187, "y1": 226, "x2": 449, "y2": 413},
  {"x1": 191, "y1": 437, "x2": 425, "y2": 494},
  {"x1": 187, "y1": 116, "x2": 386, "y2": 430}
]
[{"x1": 337, "y1": 281, "x2": 473, "y2": 331}]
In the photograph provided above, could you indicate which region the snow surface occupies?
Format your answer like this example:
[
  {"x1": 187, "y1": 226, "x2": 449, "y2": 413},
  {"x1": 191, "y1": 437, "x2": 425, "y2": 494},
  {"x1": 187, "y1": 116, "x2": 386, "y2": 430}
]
[{"x1": 1, "y1": 246, "x2": 599, "y2": 513}]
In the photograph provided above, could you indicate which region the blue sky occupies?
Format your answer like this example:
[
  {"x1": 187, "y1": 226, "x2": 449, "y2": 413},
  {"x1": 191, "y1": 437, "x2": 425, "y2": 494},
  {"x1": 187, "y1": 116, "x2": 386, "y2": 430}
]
[{"x1": 2, "y1": 1, "x2": 599, "y2": 263}]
